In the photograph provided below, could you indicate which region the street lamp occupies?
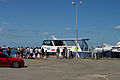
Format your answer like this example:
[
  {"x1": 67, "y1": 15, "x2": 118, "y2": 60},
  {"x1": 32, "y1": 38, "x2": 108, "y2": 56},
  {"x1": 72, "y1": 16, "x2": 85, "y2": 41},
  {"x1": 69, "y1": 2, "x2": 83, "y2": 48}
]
[{"x1": 72, "y1": 1, "x2": 82, "y2": 58}]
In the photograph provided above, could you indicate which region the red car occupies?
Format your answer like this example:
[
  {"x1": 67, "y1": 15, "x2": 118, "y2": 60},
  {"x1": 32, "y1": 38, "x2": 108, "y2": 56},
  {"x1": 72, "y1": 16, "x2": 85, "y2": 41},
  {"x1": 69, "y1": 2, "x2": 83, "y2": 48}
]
[{"x1": 0, "y1": 52, "x2": 24, "y2": 68}]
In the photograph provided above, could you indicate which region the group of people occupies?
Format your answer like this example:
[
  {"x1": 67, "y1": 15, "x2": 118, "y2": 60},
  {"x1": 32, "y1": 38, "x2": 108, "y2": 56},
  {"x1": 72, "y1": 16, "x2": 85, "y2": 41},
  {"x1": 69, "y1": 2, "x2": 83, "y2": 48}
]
[
  {"x1": 56, "y1": 47, "x2": 73, "y2": 59},
  {"x1": 0, "y1": 46, "x2": 74, "y2": 59},
  {"x1": 16, "y1": 47, "x2": 47, "y2": 59},
  {"x1": 0, "y1": 47, "x2": 46, "y2": 59}
]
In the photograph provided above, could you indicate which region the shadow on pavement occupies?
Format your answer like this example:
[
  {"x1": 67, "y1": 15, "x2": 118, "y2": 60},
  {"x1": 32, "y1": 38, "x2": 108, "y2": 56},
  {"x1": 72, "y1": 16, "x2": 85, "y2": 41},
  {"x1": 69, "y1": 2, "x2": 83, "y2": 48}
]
[{"x1": 0, "y1": 66, "x2": 28, "y2": 68}]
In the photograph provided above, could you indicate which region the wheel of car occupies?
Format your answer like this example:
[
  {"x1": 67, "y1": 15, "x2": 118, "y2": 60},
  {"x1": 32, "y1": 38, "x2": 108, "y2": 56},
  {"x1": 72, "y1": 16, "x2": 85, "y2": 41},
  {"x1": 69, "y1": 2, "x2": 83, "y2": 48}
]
[{"x1": 12, "y1": 61, "x2": 20, "y2": 68}]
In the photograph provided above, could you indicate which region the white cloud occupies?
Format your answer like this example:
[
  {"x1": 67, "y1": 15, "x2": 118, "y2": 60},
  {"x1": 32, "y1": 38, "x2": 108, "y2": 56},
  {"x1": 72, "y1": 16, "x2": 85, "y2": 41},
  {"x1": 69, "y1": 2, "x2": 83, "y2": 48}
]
[
  {"x1": 42, "y1": 32, "x2": 49, "y2": 35},
  {"x1": 0, "y1": 27, "x2": 11, "y2": 32},
  {"x1": 64, "y1": 28, "x2": 72, "y2": 30},
  {"x1": 38, "y1": 31, "x2": 54, "y2": 36},
  {"x1": 0, "y1": 0, "x2": 8, "y2": 2},
  {"x1": 113, "y1": 26, "x2": 120, "y2": 29},
  {"x1": 38, "y1": 32, "x2": 50, "y2": 35},
  {"x1": 2, "y1": 22, "x2": 8, "y2": 25},
  {"x1": 0, "y1": 27, "x2": 5, "y2": 31}
]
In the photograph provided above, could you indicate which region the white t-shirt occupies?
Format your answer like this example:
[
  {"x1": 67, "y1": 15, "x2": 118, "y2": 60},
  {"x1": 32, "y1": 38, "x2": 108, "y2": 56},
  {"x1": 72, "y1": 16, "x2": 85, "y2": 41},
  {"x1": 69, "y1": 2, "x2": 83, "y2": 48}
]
[
  {"x1": 27, "y1": 48, "x2": 30, "y2": 52},
  {"x1": 38, "y1": 49, "x2": 41, "y2": 53},
  {"x1": 30, "y1": 49, "x2": 33, "y2": 53},
  {"x1": 35, "y1": 48, "x2": 39, "y2": 53}
]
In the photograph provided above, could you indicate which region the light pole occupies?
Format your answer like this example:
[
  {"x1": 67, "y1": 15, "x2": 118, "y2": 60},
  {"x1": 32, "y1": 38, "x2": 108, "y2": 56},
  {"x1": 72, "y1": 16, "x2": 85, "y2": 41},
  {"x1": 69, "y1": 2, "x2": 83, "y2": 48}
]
[{"x1": 72, "y1": 1, "x2": 82, "y2": 58}]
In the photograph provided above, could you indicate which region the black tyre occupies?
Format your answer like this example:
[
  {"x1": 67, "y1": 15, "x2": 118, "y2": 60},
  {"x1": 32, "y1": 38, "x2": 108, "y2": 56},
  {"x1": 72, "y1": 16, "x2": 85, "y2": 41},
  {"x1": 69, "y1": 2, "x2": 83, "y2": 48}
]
[{"x1": 12, "y1": 61, "x2": 20, "y2": 68}]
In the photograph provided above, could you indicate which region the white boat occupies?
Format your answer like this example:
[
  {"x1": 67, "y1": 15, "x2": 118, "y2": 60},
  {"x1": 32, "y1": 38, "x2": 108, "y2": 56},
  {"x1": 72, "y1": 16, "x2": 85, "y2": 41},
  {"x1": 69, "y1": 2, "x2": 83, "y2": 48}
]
[
  {"x1": 112, "y1": 42, "x2": 120, "y2": 52},
  {"x1": 41, "y1": 36, "x2": 91, "y2": 57},
  {"x1": 102, "y1": 42, "x2": 120, "y2": 52},
  {"x1": 95, "y1": 42, "x2": 120, "y2": 58}
]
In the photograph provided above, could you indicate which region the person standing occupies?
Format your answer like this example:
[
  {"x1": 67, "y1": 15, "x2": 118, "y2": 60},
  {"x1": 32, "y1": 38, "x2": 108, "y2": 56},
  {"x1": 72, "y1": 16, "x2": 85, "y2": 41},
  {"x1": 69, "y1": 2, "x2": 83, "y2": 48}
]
[
  {"x1": 67, "y1": 49, "x2": 70, "y2": 59},
  {"x1": 7, "y1": 47, "x2": 11, "y2": 56},
  {"x1": 44, "y1": 50, "x2": 48, "y2": 58},
  {"x1": 62, "y1": 47, "x2": 66, "y2": 58},
  {"x1": 30, "y1": 47, "x2": 33, "y2": 59},
  {"x1": 35, "y1": 47, "x2": 39, "y2": 58},
  {"x1": 41, "y1": 48, "x2": 44, "y2": 57},
  {"x1": 26, "y1": 47, "x2": 30, "y2": 59},
  {"x1": 64, "y1": 47, "x2": 68, "y2": 59},
  {"x1": 24, "y1": 47, "x2": 27, "y2": 58},
  {"x1": 69, "y1": 51, "x2": 73, "y2": 59},
  {"x1": 17, "y1": 47, "x2": 20, "y2": 58},
  {"x1": 20, "y1": 47, "x2": 24, "y2": 58},
  {"x1": 38, "y1": 47, "x2": 42, "y2": 59},
  {"x1": 56, "y1": 47, "x2": 60, "y2": 59}
]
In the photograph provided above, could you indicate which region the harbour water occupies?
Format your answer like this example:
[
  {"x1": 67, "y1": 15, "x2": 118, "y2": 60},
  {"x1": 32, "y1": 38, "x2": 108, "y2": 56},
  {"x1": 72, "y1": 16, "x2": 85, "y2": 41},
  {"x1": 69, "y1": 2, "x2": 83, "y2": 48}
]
[{"x1": 3, "y1": 49, "x2": 18, "y2": 56}]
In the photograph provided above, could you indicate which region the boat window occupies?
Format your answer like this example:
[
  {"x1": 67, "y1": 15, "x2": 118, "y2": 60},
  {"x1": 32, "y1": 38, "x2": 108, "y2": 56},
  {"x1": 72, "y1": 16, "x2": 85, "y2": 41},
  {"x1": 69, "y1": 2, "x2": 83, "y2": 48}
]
[
  {"x1": 53, "y1": 40, "x2": 65, "y2": 46},
  {"x1": 65, "y1": 40, "x2": 76, "y2": 46},
  {"x1": 78, "y1": 40, "x2": 88, "y2": 51},
  {"x1": 42, "y1": 40, "x2": 53, "y2": 46}
]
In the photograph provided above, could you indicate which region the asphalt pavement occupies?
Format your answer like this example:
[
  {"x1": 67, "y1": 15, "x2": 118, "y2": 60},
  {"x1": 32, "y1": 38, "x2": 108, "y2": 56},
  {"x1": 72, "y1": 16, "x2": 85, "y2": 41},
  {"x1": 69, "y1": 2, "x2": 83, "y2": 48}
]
[{"x1": 0, "y1": 58, "x2": 120, "y2": 80}]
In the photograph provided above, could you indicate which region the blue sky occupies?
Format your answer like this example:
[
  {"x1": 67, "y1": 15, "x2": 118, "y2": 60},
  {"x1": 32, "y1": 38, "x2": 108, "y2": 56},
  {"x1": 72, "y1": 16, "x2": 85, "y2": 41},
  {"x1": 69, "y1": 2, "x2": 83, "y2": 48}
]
[{"x1": 0, "y1": 0, "x2": 120, "y2": 47}]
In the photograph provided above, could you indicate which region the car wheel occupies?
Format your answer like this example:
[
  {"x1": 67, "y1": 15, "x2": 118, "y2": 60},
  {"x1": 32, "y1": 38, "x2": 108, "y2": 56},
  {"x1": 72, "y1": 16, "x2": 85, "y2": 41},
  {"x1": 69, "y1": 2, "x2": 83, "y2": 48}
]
[{"x1": 12, "y1": 61, "x2": 20, "y2": 68}]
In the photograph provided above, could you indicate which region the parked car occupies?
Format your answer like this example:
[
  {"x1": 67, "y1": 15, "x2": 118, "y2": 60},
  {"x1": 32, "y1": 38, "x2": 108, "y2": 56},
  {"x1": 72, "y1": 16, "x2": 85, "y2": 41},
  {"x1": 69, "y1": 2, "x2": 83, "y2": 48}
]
[{"x1": 0, "y1": 52, "x2": 24, "y2": 68}]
